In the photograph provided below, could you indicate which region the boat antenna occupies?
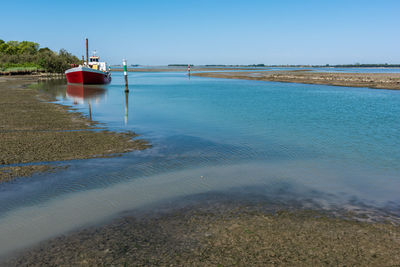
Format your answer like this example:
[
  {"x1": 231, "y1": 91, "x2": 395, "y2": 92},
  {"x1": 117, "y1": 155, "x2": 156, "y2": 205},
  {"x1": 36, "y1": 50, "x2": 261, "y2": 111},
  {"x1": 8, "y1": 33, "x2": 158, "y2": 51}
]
[{"x1": 86, "y1": 38, "x2": 89, "y2": 65}]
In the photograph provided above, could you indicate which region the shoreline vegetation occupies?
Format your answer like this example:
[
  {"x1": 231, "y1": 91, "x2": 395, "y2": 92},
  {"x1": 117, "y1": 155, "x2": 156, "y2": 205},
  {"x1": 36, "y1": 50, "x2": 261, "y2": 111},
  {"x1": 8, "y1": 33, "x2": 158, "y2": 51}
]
[
  {"x1": 0, "y1": 76, "x2": 149, "y2": 183},
  {"x1": 0, "y1": 40, "x2": 80, "y2": 75},
  {"x1": 192, "y1": 70, "x2": 400, "y2": 90},
  {"x1": 4, "y1": 196, "x2": 400, "y2": 266}
]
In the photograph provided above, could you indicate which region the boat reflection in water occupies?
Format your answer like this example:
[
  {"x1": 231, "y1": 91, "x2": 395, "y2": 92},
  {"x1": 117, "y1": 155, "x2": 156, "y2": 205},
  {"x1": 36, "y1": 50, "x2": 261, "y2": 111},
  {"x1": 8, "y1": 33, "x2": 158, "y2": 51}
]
[
  {"x1": 66, "y1": 84, "x2": 106, "y2": 121},
  {"x1": 124, "y1": 91, "x2": 129, "y2": 125}
]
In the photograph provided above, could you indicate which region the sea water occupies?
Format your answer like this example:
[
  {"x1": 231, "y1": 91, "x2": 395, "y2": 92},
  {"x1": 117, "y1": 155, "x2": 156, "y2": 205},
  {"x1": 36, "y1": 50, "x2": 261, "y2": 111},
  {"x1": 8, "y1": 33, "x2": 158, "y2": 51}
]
[{"x1": 0, "y1": 71, "x2": 399, "y2": 256}]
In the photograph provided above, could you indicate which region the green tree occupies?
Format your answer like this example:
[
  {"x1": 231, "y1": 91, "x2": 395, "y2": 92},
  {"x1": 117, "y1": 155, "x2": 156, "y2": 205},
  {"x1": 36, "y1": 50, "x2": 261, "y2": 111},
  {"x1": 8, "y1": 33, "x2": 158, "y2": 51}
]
[
  {"x1": 0, "y1": 42, "x2": 8, "y2": 54},
  {"x1": 17, "y1": 41, "x2": 39, "y2": 54},
  {"x1": 1, "y1": 39, "x2": 80, "y2": 73},
  {"x1": 38, "y1": 47, "x2": 51, "y2": 53},
  {"x1": 4, "y1": 45, "x2": 17, "y2": 55},
  {"x1": 4, "y1": 41, "x2": 19, "y2": 55}
]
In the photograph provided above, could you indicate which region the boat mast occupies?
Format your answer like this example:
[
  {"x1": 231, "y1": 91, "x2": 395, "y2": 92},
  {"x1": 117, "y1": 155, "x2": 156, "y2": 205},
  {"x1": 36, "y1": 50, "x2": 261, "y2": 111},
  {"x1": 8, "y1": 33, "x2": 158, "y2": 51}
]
[{"x1": 86, "y1": 38, "x2": 89, "y2": 65}]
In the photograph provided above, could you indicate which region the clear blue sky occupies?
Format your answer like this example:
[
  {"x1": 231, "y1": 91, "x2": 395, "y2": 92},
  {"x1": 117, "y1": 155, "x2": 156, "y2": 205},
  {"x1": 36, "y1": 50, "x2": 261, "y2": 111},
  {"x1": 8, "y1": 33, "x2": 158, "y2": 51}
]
[{"x1": 2, "y1": 0, "x2": 400, "y2": 65}]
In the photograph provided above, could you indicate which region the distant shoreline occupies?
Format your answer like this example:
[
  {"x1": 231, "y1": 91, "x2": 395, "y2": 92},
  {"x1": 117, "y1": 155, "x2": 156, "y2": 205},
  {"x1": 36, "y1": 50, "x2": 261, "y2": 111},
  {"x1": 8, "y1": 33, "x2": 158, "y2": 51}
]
[
  {"x1": 110, "y1": 65, "x2": 400, "y2": 70},
  {"x1": 192, "y1": 70, "x2": 400, "y2": 90},
  {"x1": 110, "y1": 67, "x2": 268, "y2": 72}
]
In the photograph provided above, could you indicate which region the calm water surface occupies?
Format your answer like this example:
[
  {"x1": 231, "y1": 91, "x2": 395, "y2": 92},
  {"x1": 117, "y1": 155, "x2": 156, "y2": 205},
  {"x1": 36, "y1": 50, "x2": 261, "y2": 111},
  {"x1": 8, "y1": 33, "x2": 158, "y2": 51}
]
[
  {"x1": 0, "y1": 72, "x2": 400, "y2": 256},
  {"x1": 122, "y1": 66, "x2": 400, "y2": 73}
]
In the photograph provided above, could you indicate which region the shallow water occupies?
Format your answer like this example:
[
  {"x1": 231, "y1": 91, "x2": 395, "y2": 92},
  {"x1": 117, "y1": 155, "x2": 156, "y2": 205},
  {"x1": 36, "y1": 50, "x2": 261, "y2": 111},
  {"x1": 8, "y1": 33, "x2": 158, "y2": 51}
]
[
  {"x1": 0, "y1": 72, "x2": 400, "y2": 256},
  {"x1": 120, "y1": 66, "x2": 400, "y2": 73}
]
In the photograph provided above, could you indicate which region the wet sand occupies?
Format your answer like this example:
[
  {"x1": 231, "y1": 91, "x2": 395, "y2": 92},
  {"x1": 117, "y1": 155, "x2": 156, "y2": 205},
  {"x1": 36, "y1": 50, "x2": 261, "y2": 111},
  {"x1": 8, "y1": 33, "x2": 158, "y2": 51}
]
[
  {"x1": 193, "y1": 70, "x2": 400, "y2": 90},
  {"x1": 0, "y1": 76, "x2": 149, "y2": 182},
  {"x1": 3, "y1": 195, "x2": 400, "y2": 266}
]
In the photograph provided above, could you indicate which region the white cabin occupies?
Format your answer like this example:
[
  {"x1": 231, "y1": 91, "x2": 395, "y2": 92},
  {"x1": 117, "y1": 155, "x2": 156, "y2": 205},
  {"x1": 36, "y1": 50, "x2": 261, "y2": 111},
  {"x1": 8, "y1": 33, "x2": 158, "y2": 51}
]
[{"x1": 88, "y1": 51, "x2": 108, "y2": 72}]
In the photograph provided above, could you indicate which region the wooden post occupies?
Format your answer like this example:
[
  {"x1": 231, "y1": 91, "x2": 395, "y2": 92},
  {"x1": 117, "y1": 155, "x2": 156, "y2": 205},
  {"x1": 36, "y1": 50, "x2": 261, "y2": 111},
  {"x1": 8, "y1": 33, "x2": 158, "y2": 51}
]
[
  {"x1": 88, "y1": 101, "x2": 92, "y2": 121},
  {"x1": 86, "y1": 38, "x2": 89, "y2": 65},
  {"x1": 124, "y1": 91, "x2": 129, "y2": 125},
  {"x1": 123, "y1": 59, "x2": 129, "y2": 92}
]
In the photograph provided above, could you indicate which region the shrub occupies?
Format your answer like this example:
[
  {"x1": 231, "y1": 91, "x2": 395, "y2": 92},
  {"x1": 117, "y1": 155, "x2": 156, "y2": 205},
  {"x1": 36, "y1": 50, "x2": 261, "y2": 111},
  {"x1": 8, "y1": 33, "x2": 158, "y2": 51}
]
[{"x1": 0, "y1": 40, "x2": 80, "y2": 73}]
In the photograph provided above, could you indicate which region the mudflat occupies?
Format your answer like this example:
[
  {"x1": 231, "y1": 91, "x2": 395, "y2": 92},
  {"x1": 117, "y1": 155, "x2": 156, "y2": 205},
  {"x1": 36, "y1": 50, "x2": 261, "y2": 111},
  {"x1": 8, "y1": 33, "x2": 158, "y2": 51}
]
[
  {"x1": 0, "y1": 76, "x2": 149, "y2": 183},
  {"x1": 4, "y1": 198, "x2": 400, "y2": 266},
  {"x1": 193, "y1": 70, "x2": 400, "y2": 90}
]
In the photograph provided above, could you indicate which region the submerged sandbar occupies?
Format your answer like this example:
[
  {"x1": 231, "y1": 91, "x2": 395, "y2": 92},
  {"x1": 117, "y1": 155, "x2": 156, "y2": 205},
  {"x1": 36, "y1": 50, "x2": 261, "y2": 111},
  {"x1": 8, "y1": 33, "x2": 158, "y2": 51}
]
[{"x1": 4, "y1": 197, "x2": 400, "y2": 266}]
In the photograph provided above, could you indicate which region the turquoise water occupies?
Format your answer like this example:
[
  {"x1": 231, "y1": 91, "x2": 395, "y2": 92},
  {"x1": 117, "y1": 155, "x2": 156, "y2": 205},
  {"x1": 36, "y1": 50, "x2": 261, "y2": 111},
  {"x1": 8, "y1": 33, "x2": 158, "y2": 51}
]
[
  {"x1": 0, "y1": 72, "x2": 400, "y2": 255},
  {"x1": 77, "y1": 71, "x2": 400, "y2": 170}
]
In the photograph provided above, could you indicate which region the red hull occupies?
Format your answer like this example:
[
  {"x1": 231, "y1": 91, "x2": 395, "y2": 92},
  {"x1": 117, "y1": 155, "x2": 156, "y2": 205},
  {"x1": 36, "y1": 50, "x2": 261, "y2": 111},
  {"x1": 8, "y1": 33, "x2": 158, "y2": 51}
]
[{"x1": 65, "y1": 67, "x2": 111, "y2": 84}]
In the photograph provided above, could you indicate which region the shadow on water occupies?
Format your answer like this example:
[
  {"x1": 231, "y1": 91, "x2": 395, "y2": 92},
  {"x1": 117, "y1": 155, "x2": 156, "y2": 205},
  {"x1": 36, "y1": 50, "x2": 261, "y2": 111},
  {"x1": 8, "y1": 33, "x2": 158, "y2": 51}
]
[
  {"x1": 0, "y1": 134, "x2": 316, "y2": 216},
  {"x1": 31, "y1": 79, "x2": 68, "y2": 99},
  {"x1": 33, "y1": 79, "x2": 110, "y2": 122}
]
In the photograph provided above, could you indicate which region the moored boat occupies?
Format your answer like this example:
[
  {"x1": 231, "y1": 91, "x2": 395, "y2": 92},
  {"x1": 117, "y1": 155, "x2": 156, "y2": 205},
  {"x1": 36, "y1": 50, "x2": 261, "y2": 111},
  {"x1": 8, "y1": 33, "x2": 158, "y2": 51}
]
[
  {"x1": 65, "y1": 39, "x2": 111, "y2": 84},
  {"x1": 65, "y1": 65, "x2": 111, "y2": 84}
]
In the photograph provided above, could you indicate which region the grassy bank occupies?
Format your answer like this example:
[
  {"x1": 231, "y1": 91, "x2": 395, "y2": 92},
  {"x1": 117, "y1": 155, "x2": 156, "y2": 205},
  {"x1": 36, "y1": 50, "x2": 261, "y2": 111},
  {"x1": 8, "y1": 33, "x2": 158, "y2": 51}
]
[
  {"x1": 0, "y1": 77, "x2": 149, "y2": 183},
  {"x1": 193, "y1": 70, "x2": 400, "y2": 90}
]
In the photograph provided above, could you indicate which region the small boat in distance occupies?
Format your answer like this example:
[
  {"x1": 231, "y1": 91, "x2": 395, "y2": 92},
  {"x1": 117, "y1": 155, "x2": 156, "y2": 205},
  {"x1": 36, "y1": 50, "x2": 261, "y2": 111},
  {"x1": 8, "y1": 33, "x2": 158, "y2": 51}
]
[{"x1": 65, "y1": 38, "x2": 111, "y2": 84}]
